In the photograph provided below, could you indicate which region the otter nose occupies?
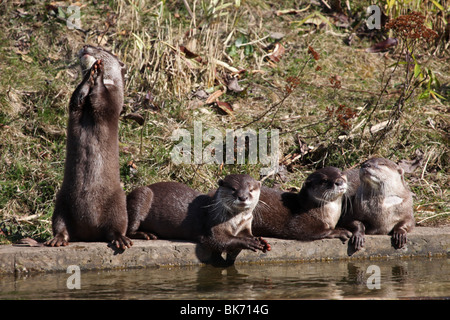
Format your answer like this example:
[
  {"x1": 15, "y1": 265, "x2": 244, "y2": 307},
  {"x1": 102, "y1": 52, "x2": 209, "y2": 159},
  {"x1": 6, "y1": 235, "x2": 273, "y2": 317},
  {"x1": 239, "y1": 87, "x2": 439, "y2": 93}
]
[
  {"x1": 335, "y1": 179, "x2": 344, "y2": 187},
  {"x1": 238, "y1": 195, "x2": 248, "y2": 202}
]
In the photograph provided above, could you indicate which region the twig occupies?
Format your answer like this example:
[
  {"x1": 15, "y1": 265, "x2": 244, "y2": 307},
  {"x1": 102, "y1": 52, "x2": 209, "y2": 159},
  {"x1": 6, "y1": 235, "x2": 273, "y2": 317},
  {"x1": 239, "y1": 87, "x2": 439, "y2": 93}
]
[
  {"x1": 421, "y1": 147, "x2": 435, "y2": 180},
  {"x1": 240, "y1": 56, "x2": 312, "y2": 129},
  {"x1": 182, "y1": 0, "x2": 194, "y2": 19},
  {"x1": 417, "y1": 212, "x2": 450, "y2": 225}
]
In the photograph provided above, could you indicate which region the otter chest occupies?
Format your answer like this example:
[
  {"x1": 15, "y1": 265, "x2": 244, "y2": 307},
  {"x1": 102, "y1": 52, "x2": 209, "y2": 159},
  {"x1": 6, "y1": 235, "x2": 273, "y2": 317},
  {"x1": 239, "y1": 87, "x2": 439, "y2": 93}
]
[
  {"x1": 357, "y1": 195, "x2": 405, "y2": 233},
  {"x1": 229, "y1": 211, "x2": 254, "y2": 236},
  {"x1": 322, "y1": 199, "x2": 342, "y2": 228}
]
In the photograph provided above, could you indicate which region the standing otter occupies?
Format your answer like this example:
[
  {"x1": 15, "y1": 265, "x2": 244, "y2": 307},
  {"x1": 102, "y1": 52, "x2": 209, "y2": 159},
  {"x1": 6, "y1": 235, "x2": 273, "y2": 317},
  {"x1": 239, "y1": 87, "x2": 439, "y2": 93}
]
[
  {"x1": 252, "y1": 167, "x2": 352, "y2": 241},
  {"x1": 126, "y1": 174, "x2": 270, "y2": 265},
  {"x1": 46, "y1": 46, "x2": 132, "y2": 250},
  {"x1": 340, "y1": 158, "x2": 415, "y2": 250}
]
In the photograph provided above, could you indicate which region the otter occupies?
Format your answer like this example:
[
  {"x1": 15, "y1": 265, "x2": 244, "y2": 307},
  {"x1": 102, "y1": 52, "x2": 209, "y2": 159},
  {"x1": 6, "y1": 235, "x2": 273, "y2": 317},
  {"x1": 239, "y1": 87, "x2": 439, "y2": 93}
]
[
  {"x1": 126, "y1": 182, "x2": 210, "y2": 241},
  {"x1": 126, "y1": 174, "x2": 270, "y2": 265},
  {"x1": 46, "y1": 45, "x2": 132, "y2": 250},
  {"x1": 201, "y1": 174, "x2": 270, "y2": 265},
  {"x1": 252, "y1": 167, "x2": 352, "y2": 241},
  {"x1": 339, "y1": 158, "x2": 415, "y2": 250}
]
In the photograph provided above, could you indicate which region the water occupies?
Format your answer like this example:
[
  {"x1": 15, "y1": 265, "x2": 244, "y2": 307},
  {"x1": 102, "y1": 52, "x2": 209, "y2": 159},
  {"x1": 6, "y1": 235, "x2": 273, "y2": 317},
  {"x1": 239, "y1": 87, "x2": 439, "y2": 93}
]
[{"x1": 0, "y1": 256, "x2": 448, "y2": 300}]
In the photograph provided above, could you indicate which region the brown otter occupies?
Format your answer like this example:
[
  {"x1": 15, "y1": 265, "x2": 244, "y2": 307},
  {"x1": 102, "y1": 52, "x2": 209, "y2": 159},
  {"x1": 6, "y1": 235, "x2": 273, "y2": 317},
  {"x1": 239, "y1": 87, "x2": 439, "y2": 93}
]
[
  {"x1": 46, "y1": 45, "x2": 132, "y2": 250},
  {"x1": 126, "y1": 182, "x2": 210, "y2": 241},
  {"x1": 126, "y1": 174, "x2": 270, "y2": 265},
  {"x1": 252, "y1": 167, "x2": 352, "y2": 241},
  {"x1": 201, "y1": 174, "x2": 270, "y2": 265},
  {"x1": 340, "y1": 158, "x2": 415, "y2": 250}
]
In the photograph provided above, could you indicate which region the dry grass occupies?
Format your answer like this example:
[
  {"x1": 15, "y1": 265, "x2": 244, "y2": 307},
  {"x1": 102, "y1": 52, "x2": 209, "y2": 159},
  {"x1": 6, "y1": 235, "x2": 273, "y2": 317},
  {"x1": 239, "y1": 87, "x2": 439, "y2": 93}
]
[{"x1": 0, "y1": 0, "x2": 448, "y2": 243}]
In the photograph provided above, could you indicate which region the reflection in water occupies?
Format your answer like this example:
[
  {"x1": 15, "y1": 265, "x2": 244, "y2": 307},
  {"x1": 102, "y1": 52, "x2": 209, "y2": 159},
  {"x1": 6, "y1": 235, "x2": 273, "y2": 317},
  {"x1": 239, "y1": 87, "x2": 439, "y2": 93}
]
[{"x1": 0, "y1": 257, "x2": 448, "y2": 299}]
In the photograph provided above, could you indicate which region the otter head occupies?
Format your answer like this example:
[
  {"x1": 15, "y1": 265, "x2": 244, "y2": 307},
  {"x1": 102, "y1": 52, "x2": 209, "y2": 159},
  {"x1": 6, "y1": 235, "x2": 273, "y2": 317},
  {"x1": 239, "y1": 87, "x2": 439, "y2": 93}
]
[
  {"x1": 78, "y1": 45, "x2": 126, "y2": 88},
  {"x1": 217, "y1": 174, "x2": 261, "y2": 214},
  {"x1": 359, "y1": 158, "x2": 405, "y2": 189},
  {"x1": 303, "y1": 167, "x2": 348, "y2": 203}
]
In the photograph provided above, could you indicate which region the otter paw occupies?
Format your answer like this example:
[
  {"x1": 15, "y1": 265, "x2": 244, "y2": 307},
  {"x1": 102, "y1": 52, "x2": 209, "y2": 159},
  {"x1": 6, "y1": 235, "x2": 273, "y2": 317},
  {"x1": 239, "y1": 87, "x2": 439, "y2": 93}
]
[
  {"x1": 258, "y1": 237, "x2": 271, "y2": 252},
  {"x1": 45, "y1": 235, "x2": 69, "y2": 247},
  {"x1": 351, "y1": 233, "x2": 365, "y2": 251},
  {"x1": 89, "y1": 59, "x2": 103, "y2": 85},
  {"x1": 111, "y1": 234, "x2": 133, "y2": 250},
  {"x1": 128, "y1": 231, "x2": 158, "y2": 240},
  {"x1": 392, "y1": 230, "x2": 407, "y2": 249},
  {"x1": 337, "y1": 228, "x2": 352, "y2": 241},
  {"x1": 244, "y1": 237, "x2": 265, "y2": 252}
]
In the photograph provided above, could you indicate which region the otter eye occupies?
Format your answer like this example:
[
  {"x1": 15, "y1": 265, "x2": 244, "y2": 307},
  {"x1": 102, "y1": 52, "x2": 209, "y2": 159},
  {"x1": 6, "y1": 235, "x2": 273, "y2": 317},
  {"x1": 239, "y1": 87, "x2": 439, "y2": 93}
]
[{"x1": 230, "y1": 187, "x2": 236, "y2": 192}]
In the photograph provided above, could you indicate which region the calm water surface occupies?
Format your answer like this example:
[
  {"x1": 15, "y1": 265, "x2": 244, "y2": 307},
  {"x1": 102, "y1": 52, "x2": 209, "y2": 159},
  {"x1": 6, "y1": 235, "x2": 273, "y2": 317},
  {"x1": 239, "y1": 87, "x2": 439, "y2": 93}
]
[{"x1": 0, "y1": 257, "x2": 448, "y2": 299}]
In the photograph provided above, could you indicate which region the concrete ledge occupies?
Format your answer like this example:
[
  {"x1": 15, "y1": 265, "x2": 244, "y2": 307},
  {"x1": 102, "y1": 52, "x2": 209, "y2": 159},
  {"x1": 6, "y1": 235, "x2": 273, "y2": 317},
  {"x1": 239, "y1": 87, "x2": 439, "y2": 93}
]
[{"x1": 0, "y1": 226, "x2": 449, "y2": 274}]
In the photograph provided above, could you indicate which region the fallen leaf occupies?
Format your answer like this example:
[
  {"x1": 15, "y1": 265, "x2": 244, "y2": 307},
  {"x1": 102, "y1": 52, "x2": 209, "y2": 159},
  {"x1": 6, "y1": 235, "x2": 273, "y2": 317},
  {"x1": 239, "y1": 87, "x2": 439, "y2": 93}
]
[
  {"x1": 123, "y1": 113, "x2": 145, "y2": 125},
  {"x1": 193, "y1": 89, "x2": 209, "y2": 99},
  {"x1": 21, "y1": 55, "x2": 33, "y2": 63},
  {"x1": 215, "y1": 100, "x2": 233, "y2": 116},
  {"x1": 365, "y1": 38, "x2": 398, "y2": 53},
  {"x1": 275, "y1": 5, "x2": 310, "y2": 16},
  {"x1": 331, "y1": 13, "x2": 350, "y2": 28},
  {"x1": 212, "y1": 58, "x2": 240, "y2": 73},
  {"x1": 397, "y1": 150, "x2": 424, "y2": 173},
  {"x1": 205, "y1": 89, "x2": 223, "y2": 104},
  {"x1": 398, "y1": 158, "x2": 423, "y2": 173},
  {"x1": 269, "y1": 32, "x2": 285, "y2": 40},
  {"x1": 179, "y1": 45, "x2": 200, "y2": 59},
  {"x1": 268, "y1": 43, "x2": 285, "y2": 63},
  {"x1": 15, "y1": 238, "x2": 43, "y2": 247},
  {"x1": 226, "y1": 77, "x2": 243, "y2": 93}
]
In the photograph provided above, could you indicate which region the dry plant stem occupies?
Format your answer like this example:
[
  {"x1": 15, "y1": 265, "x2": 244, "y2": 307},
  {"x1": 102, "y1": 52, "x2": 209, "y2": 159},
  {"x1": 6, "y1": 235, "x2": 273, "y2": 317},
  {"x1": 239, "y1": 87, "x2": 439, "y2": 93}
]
[
  {"x1": 369, "y1": 43, "x2": 428, "y2": 152},
  {"x1": 240, "y1": 57, "x2": 312, "y2": 129},
  {"x1": 182, "y1": 0, "x2": 194, "y2": 19},
  {"x1": 359, "y1": 47, "x2": 403, "y2": 147},
  {"x1": 417, "y1": 212, "x2": 450, "y2": 225}
]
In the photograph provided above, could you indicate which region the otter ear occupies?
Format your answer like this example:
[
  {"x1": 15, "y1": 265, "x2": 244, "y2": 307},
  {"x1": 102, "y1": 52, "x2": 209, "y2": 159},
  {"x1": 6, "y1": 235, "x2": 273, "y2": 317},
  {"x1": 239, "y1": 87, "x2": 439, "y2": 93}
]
[
  {"x1": 397, "y1": 167, "x2": 404, "y2": 176},
  {"x1": 303, "y1": 179, "x2": 311, "y2": 188},
  {"x1": 218, "y1": 179, "x2": 224, "y2": 187},
  {"x1": 256, "y1": 181, "x2": 261, "y2": 188},
  {"x1": 121, "y1": 63, "x2": 127, "y2": 78}
]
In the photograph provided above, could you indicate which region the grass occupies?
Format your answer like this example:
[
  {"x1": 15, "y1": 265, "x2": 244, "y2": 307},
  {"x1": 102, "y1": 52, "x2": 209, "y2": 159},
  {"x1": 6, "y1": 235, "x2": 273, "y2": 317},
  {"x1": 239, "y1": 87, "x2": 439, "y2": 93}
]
[{"x1": 0, "y1": 0, "x2": 448, "y2": 244}]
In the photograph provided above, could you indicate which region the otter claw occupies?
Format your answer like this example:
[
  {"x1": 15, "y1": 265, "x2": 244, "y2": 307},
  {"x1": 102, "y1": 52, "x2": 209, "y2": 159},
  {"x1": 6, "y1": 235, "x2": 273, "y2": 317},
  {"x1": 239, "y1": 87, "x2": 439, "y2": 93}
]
[
  {"x1": 258, "y1": 237, "x2": 271, "y2": 252},
  {"x1": 128, "y1": 231, "x2": 158, "y2": 240},
  {"x1": 89, "y1": 59, "x2": 103, "y2": 85},
  {"x1": 392, "y1": 230, "x2": 407, "y2": 249},
  {"x1": 45, "y1": 235, "x2": 69, "y2": 247},
  {"x1": 112, "y1": 235, "x2": 133, "y2": 250},
  {"x1": 351, "y1": 234, "x2": 365, "y2": 251}
]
